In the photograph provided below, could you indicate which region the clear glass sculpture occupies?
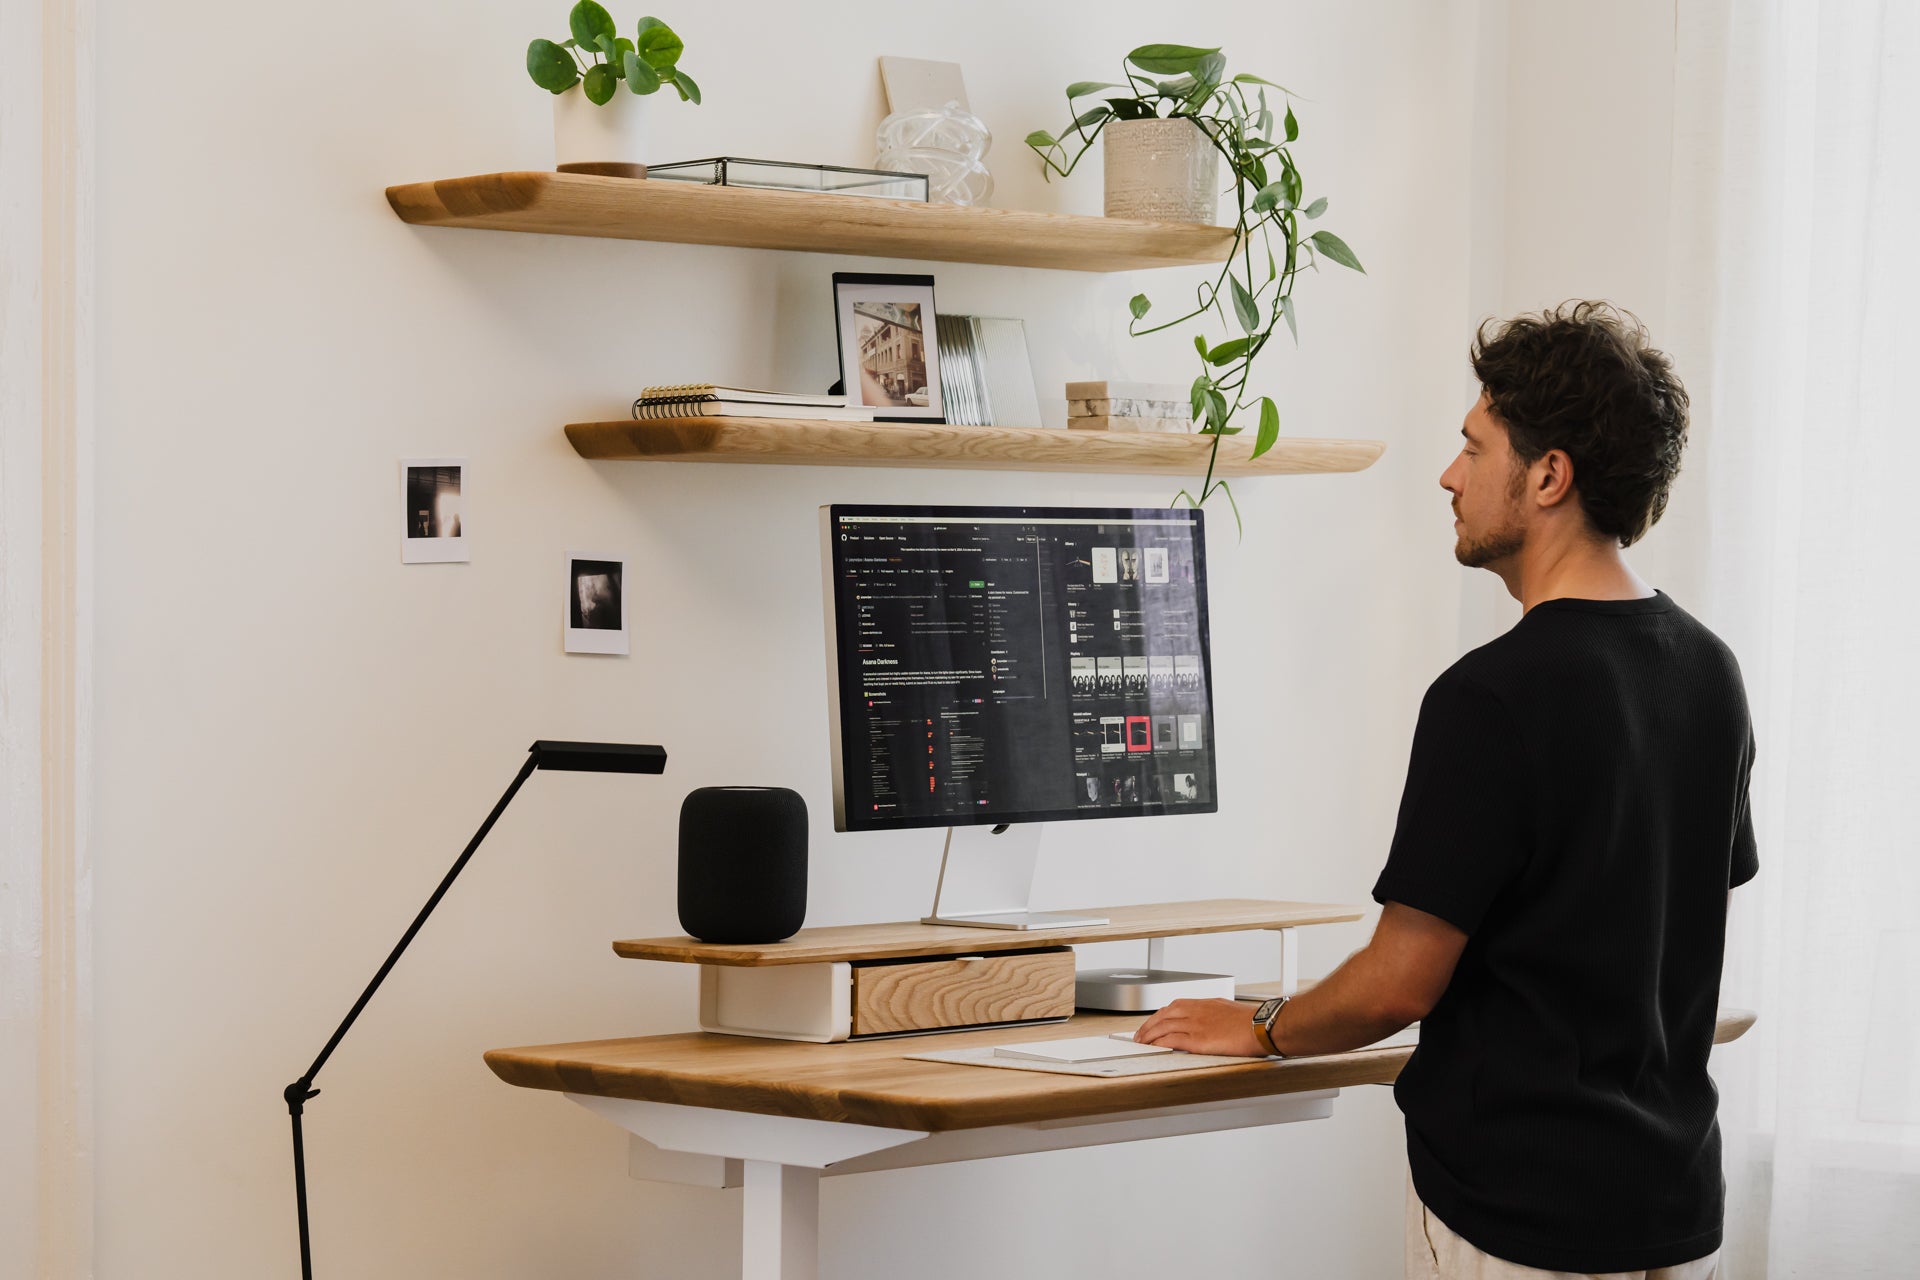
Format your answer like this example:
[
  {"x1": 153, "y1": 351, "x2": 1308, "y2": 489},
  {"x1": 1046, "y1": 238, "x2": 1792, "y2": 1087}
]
[{"x1": 875, "y1": 102, "x2": 994, "y2": 207}]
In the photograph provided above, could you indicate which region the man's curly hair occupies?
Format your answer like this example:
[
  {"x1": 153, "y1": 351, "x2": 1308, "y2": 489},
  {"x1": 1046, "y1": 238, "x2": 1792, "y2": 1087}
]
[{"x1": 1471, "y1": 301, "x2": 1689, "y2": 548}]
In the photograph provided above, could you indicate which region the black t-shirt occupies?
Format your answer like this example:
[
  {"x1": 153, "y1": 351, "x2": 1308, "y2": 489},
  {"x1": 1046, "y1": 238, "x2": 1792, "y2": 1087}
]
[{"x1": 1372, "y1": 591, "x2": 1757, "y2": 1273}]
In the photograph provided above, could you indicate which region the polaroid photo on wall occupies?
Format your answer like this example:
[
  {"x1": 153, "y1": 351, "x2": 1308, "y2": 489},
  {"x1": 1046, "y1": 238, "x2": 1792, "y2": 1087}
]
[
  {"x1": 564, "y1": 554, "x2": 629, "y2": 655},
  {"x1": 401, "y1": 459, "x2": 467, "y2": 563},
  {"x1": 832, "y1": 272, "x2": 945, "y2": 422}
]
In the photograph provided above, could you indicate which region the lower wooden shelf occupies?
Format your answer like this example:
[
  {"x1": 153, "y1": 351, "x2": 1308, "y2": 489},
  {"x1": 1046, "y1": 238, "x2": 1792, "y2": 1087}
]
[{"x1": 565, "y1": 417, "x2": 1385, "y2": 477}]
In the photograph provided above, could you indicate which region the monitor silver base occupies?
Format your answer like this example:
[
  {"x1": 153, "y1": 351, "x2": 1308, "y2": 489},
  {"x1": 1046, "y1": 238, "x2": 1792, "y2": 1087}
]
[{"x1": 921, "y1": 910, "x2": 1110, "y2": 931}]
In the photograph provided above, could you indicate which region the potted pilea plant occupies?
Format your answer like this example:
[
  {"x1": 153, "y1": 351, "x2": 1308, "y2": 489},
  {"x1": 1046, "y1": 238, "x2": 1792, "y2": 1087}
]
[
  {"x1": 527, "y1": 3, "x2": 699, "y2": 178},
  {"x1": 1028, "y1": 44, "x2": 1364, "y2": 527}
]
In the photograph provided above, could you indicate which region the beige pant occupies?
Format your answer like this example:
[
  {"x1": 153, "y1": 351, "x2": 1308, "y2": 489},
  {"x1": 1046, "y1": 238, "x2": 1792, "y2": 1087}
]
[{"x1": 1406, "y1": 1179, "x2": 1721, "y2": 1280}]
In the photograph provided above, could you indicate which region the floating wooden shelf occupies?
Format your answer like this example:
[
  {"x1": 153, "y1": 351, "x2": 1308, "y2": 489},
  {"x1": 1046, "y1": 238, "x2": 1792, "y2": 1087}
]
[
  {"x1": 613, "y1": 899, "x2": 1368, "y2": 967},
  {"x1": 566, "y1": 418, "x2": 1385, "y2": 477},
  {"x1": 385, "y1": 172, "x2": 1239, "y2": 272}
]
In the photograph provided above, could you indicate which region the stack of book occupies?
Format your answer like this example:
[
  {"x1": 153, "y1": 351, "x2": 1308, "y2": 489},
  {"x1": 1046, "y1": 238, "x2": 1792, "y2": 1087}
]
[
  {"x1": 630, "y1": 384, "x2": 876, "y2": 421},
  {"x1": 1065, "y1": 380, "x2": 1194, "y2": 433}
]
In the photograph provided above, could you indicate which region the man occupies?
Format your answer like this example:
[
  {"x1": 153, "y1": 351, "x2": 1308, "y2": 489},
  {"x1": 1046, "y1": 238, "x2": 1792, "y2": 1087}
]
[{"x1": 1136, "y1": 302, "x2": 1757, "y2": 1279}]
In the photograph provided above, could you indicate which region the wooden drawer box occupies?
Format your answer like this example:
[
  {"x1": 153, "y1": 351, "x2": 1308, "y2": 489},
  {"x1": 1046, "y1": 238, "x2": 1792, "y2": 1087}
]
[
  {"x1": 696, "y1": 947, "x2": 1076, "y2": 1043},
  {"x1": 850, "y1": 948, "x2": 1076, "y2": 1037}
]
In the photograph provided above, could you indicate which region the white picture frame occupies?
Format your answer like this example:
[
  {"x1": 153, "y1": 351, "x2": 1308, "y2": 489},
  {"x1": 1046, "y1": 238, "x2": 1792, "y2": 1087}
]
[
  {"x1": 832, "y1": 272, "x2": 945, "y2": 422},
  {"x1": 564, "y1": 553, "x2": 629, "y2": 655}
]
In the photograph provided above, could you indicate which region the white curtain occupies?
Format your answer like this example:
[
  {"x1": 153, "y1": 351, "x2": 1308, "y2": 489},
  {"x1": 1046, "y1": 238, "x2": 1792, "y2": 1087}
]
[{"x1": 1666, "y1": 1, "x2": 1920, "y2": 1274}]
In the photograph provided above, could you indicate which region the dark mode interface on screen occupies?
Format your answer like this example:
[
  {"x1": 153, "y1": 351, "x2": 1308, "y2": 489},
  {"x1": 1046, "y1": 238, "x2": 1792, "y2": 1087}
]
[{"x1": 832, "y1": 512, "x2": 1215, "y2": 827}]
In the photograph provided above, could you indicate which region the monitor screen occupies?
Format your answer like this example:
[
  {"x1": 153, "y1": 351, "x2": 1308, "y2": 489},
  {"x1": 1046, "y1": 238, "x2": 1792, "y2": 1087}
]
[{"x1": 822, "y1": 504, "x2": 1218, "y2": 832}]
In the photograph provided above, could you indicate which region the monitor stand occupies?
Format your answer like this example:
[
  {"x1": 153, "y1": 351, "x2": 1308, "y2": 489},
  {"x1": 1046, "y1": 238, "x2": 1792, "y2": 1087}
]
[{"x1": 921, "y1": 823, "x2": 1109, "y2": 930}]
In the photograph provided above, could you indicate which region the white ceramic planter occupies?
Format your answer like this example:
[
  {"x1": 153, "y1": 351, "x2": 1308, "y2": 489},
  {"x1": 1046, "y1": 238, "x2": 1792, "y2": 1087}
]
[
  {"x1": 552, "y1": 82, "x2": 649, "y2": 179},
  {"x1": 1103, "y1": 118, "x2": 1221, "y2": 224}
]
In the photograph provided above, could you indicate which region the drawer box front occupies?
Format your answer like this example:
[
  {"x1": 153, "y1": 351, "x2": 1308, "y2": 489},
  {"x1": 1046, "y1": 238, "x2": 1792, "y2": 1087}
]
[{"x1": 850, "y1": 948, "x2": 1076, "y2": 1037}]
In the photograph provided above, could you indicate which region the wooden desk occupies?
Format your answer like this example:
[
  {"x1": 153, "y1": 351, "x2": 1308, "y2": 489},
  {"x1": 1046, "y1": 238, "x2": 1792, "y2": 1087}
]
[{"x1": 487, "y1": 1009, "x2": 1756, "y2": 1279}]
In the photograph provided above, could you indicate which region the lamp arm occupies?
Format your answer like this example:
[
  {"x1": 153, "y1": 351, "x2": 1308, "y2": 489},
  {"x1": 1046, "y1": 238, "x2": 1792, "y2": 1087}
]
[{"x1": 283, "y1": 748, "x2": 541, "y2": 1279}]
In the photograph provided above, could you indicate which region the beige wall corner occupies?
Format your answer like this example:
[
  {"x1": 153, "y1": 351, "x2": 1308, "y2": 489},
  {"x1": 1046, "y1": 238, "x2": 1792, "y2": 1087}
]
[{"x1": 1, "y1": 0, "x2": 96, "y2": 1275}]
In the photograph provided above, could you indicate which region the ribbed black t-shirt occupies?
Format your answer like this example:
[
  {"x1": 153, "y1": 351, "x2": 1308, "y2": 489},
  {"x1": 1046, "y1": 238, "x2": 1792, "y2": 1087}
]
[{"x1": 1372, "y1": 591, "x2": 1758, "y2": 1273}]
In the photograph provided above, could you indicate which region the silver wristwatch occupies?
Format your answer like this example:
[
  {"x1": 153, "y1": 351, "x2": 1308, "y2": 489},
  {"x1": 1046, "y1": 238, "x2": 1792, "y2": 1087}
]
[{"x1": 1252, "y1": 996, "x2": 1289, "y2": 1057}]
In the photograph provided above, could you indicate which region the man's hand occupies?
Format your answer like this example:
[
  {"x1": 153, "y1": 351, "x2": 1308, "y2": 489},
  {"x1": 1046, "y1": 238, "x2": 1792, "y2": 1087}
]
[{"x1": 1132, "y1": 998, "x2": 1269, "y2": 1057}]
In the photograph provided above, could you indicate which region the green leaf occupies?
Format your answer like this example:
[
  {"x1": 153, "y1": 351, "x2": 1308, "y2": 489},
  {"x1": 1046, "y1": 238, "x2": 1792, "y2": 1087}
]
[
  {"x1": 1196, "y1": 52, "x2": 1228, "y2": 87},
  {"x1": 1283, "y1": 104, "x2": 1299, "y2": 142},
  {"x1": 1208, "y1": 388, "x2": 1230, "y2": 429},
  {"x1": 638, "y1": 20, "x2": 683, "y2": 70},
  {"x1": 671, "y1": 68, "x2": 701, "y2": 104},
  {"x1": 1207, "y1": 337, "x2": 1251, "y2": 366},
  {"x1": 1155, "y1": 75, "x2": 1197, "y2": 98},
  {"x1": 1073, "y1": 105, "x2": 1112, "y2": 132},
  {"x1": 527, "y1": 39, "x2": 580, "y2": 93},
  {"x1": 1230, "y1": 276, "x2": 1258, "y2": 333},
  {"x1": 1025, "y1": 129, "x2": 1058, "y2": 149},
  {"x1": 1189, "y1": 375, "x2": 1210, "y2": 420},
  {"x1": 1128, "y1": 293, "x2": 1151, "y2": 320},
  {"x1": 623, "y1": 50, "x2": 660, "y2": 93},
  {"x1": 1127, "y1": 43, "x2": 1220, "y2": 75},
  {"x1": 1066, "y1": 80, "x2": 1124, "y2": 98},
  {"x1": 1281, "y1": 294, "x2": 1298, "y2": 343},
  {"x1": 1193, "y1": 333, "x2": 1210, "y2": 361},
  {"x1": 1281, "y1": 163, "x2": 1302, "y2": 210},
  {"x1": 569, "y1": 0, "x2": 617, "y2": 50},
  {"x1": 583, "y1": 61, "x2": 617, "y2": 104},
  {"x1": 1231, "y1": 73, "x2": 1298, "y2": 94},
  {"x1": 1309, "y1": 229, "x2": 1365, "y2": 272},
  {"x1": 1303, "y1": 196, "x2": 1328, "y2": 219},
  {"x1": 1252, "y1": 397, "x2": 1280, "y2": 458},
  {"x1": 1251, "y1": 180, "x2": 1290, "y2": 214}
]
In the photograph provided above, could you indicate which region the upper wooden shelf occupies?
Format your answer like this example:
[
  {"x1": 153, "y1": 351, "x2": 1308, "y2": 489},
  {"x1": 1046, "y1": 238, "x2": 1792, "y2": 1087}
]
[
  {"x1": 613, "y1": 899, "x2": 1369, "y2": 967},
  {"x1": 566, "y1": 417, "x2": 1385, "y2": 477},
  {"x1": 384, "y1": 172, "x2": 1239, "y2": 272}
]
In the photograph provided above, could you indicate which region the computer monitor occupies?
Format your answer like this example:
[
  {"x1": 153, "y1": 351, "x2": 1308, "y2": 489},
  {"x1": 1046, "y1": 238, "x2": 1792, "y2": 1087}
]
[{"x1": 821, "y1": 504, "x2": 1218, "y2": 926}]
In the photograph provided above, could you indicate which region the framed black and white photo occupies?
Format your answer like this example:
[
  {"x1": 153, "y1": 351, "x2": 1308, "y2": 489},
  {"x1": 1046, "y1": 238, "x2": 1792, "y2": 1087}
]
[
  {"x1": 400, "y1": 459, "x2": 467, "y2": 563},
  {"x1": 832, "y1": 272, "x2": 945, "y2": 421},
  {"x1": 564, "y1": 554, "x2": 629, "y2": 655}
]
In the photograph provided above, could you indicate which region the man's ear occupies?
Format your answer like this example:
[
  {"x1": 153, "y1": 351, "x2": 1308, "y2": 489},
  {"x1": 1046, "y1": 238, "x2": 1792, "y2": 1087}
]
[{"x1": 1531, "y1": 449, "x2": 1578, "y2": 510}]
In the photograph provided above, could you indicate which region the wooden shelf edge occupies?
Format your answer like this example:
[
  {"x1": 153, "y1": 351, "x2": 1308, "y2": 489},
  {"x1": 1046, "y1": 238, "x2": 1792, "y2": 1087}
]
[
  {"x1": 385, "y1": 171, "x2": 1240, "y2": 272},
  {"x1": 565, "y1": 418, "x2": 1385, "y2": 477},
  {"x1": 614, "y1": 899, "x2": 1371, "y2": 966}
]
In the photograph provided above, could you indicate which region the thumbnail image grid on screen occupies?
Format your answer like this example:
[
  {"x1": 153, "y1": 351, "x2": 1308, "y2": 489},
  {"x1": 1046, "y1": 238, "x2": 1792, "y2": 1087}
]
[{"x1": 826, "y1": 505, "x2": 1217, "y2": 832}]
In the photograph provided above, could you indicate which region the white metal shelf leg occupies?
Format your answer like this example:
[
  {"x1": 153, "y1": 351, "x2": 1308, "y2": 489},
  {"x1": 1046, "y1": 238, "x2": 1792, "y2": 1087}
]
[{"x1": 742, "y1": 1160, "x2": 820, "y2": 1280}]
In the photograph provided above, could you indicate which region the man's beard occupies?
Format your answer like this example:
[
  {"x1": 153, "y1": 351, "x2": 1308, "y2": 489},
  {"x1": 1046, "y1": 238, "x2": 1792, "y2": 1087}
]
[
  {"x1": 1455, "y1": 519, "x2": 1526, "y2": 568},
  {"x1": 1454, "y1": 468, "x2": 1528, "y2": 568}
]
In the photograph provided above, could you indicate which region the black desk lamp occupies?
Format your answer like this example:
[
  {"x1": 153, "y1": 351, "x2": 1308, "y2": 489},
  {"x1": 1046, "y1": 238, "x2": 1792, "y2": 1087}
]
[{"x1": 282, "y1": 739, "x2": 667, "y2": 1279}]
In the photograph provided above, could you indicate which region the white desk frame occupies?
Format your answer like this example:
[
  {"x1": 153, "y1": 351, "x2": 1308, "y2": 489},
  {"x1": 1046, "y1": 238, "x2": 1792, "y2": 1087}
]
[{"x1": 566, "y1": 1088, "x2": 1339, "y2": 1280}]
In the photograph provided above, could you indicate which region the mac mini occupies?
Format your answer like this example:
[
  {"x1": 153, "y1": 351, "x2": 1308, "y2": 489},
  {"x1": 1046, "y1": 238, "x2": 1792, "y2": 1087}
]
[{"x1": 1074, "y1": 967, "x2": 1238, "y2": 1012}]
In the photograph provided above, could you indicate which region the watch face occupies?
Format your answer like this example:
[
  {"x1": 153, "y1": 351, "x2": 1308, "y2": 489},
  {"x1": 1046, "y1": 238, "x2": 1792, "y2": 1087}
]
[{"x1": 1255, "y1": 997, "x2": 1284, "y2": 1022}]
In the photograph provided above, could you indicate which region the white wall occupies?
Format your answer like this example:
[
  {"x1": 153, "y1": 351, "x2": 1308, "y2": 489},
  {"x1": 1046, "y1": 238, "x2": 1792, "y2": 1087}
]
[
  {"x1": 89, "y1": 1, "x2": 1521, "y2": 1275},
  {"x1": 1459, "y1": 0, "x2": 1686, "y2": 649}
]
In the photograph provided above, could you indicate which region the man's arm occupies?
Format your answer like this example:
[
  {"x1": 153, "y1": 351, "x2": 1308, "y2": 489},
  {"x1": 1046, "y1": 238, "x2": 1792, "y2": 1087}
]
[{"x1": 1132, "y1": 902, "x2": 1468, "y2": 1057}]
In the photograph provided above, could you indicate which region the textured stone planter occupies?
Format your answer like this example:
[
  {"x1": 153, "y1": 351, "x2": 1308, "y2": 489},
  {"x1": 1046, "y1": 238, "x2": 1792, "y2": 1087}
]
[
  {"x1": 553, "y1": 83, "x2": 649, "y2": 179},
  {"x1": 1103, "y1": 118, "x2": 1221, "y2": 223}
]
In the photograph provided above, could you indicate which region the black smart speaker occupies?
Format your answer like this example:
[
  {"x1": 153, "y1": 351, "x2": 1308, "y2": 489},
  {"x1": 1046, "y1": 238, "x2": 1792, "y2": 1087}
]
[{"x1": 676, "y1": 786, "x2": 808, "y2": 943}]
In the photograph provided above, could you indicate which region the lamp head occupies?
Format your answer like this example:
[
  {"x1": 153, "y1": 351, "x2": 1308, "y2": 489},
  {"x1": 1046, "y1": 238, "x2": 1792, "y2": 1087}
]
[{"x1": 528, "y1": 741, "x2": 668, "y2": 774}]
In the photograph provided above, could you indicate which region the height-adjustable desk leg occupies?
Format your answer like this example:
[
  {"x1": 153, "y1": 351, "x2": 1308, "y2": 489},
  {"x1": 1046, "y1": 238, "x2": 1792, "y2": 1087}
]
[
  {"x1": 742, "y1": 1161, "x2": 820, "y2": 1280},
  {"x1": 1277, "y1": 926, "x2": 1298, "y2": 995}
]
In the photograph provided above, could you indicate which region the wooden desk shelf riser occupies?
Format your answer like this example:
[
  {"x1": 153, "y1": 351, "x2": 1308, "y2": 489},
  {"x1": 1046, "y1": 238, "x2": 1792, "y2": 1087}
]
[{"x1": 612, "y1": 899, "x2": 1366, "y2": 1044}]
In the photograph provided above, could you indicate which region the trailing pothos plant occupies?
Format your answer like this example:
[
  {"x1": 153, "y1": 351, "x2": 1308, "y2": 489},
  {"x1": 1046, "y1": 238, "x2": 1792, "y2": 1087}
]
[
  {"x1": 1027, "y1": 43, "x2": 1362, "y2": 529},
  {"x1": 526, "y1": 2, "x2": 700, "y2": 106}
]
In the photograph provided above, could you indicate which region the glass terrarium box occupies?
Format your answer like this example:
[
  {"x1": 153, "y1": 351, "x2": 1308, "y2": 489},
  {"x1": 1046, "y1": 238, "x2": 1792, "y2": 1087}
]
[{"x1": 646, "y1": 157, "x2": 929, "y2": 202}]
